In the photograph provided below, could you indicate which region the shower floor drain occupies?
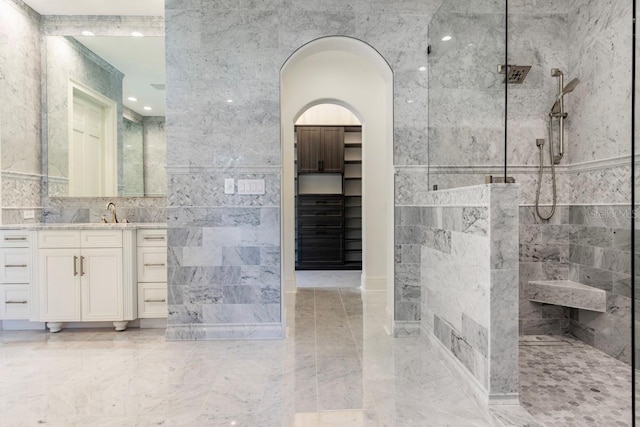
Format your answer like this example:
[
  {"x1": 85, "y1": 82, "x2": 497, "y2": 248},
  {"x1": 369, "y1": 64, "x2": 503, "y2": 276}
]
[{"x1": 519, "y1": 335, "x2": 572, "y2": 346}]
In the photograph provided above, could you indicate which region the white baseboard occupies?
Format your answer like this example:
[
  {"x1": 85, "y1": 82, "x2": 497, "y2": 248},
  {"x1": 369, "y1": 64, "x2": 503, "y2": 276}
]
[
  {"x1": 285, "y1": 278, "x2": 296, "y2": 293},
  {"x1": 362, "y1": 275, "x2": 386, "y2": 291}
]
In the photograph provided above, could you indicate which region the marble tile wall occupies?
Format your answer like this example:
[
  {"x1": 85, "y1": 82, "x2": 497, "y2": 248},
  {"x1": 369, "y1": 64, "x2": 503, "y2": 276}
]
[
  {"x1": 165, "y1": 0, "x2": 446, "y2": 338},
  {"x1": 519, "y1": 204, "x2": 633, "y2": 365},
  {"x1": 427, "y1": 2, "x2": 506, "y2": 192},
  {"x1": 166, "y1": 169, "x2": 281, "y2": 339},
  {"x1": 43, "y1": 196, "x2": 166, "y2": 224},
  {"x1": 143, "y1": 117, "x2": 166, "y2": 197},
  {"x1": 416, "y1": 184, "x2": 519, "y2": 402},
  {"x1": 566, "y1": 205, "x2": 632, "y2": 364},
  {"x1": 0, "y1": 0, "x2": 42, "y2": 224},
  {"x1": 123, "y1": 117, "x2": 145, "y2": 197}
]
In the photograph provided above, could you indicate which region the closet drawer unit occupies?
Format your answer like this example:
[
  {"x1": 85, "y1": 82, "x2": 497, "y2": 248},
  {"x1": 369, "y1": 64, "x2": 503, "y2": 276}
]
[
  {"x1": 137, "y1": 229, "x2": 167, "y2": 247},
  {"x1": 137, "y1": 248, "x2": 167, "y2": 282},
  {"x1": 0, "y1": 231, "x2": 32, "y2": 248},
  {"x1": 0, "y1": 285, "x2": 30, "y2": 319},
  {"x1": 0, "y1": 248, "x2": 31, "y2": 283},
  {"x1": 138, "y1": 284, "x2": 168, "y2": 318}
]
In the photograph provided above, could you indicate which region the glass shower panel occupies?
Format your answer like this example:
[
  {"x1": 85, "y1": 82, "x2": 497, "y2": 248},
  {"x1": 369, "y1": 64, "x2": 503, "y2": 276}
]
[
  {"x1": 427, "y1": 0, "x2": 507, "y2": 190},
  {"x1": 506, "y1": 0, "x2": 634, "y2": 424}
]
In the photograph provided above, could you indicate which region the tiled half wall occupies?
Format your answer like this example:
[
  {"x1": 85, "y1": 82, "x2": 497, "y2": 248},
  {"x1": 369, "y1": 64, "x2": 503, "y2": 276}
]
[{"x1": 398, "y1": 183, "x2": 519, "y2": 404}]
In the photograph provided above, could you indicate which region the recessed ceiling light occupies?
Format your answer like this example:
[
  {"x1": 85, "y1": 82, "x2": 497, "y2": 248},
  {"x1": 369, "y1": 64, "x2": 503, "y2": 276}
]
[
  {"x1": 226, "y1": 99, "x2": 234, "y2": 103},
  {"x1": 81, "y1": 31, "x2": 95, "y2": 36},
  {"x1": 131, "y1": 31, "x2": 144, "y2": 37},
  {"x1": 406, "y1": 100, "x2": 415, "y2": 104},
  {"x1": 418, "y1": 66, "x2": 427, "y2": 71},
  {"x1": 127, "y1": 97, "x2": 138, "y2": 102},
  {"x1": 442, "y1": 35, "x2": 452, "y2": 41},
  {"x1": 143, "y1": 106, "x2": 152, "y2": 111}
]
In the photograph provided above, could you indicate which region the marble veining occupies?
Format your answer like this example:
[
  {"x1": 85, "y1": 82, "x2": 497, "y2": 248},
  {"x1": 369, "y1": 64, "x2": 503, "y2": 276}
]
[
  {"x1": 420, "y1": 184, "x2": 519, "y2": 402},
  {"x1": 528, "y1": 280, "x2": 607, "y2": 313},
  {"x1": 0, "y1": 286, "x2": 507, "y2": 426}
]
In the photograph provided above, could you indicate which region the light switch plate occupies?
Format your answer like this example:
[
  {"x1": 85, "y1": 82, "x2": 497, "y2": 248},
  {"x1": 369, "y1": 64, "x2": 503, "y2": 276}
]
[
  {"x1": 224, "y1": 178, "x2": 235, "y2": 194},
  {"x1": 237, "y1": 179, "x2": 265, "y2": 195}
]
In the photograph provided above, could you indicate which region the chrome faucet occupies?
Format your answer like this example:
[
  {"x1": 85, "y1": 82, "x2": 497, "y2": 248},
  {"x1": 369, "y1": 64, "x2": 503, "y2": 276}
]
[{"x1": 106, "y1": 202, "x2": 118, "y2": 223}]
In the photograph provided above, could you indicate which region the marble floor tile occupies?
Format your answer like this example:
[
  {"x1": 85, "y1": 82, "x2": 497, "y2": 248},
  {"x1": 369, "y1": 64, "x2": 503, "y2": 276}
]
[
  {"x1": 520, "y1": 335, "x2": 633, "y2": 427},
  {"x1": 0, "y1": 284, "x2": 502, "y2": 426}
]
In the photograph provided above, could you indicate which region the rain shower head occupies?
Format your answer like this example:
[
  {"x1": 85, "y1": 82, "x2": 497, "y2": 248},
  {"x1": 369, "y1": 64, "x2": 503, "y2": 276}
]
[{"x1": 497, "y1": 64, "x2": 532, "y2": 84}]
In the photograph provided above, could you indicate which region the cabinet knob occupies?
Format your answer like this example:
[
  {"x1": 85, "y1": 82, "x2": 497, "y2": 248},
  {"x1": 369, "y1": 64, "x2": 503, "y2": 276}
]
[
  {"x1": 73, "y1": 256, "x2": 78, "y2": 276},
  {"x1": 5, "y1": 300, "x2": 27, "y2": 304},
  {"x1": 144, "y1": 263, "x2": 166, "y2": 267},
  {"x1": 5, "y1": 264, "x2": 27, "y2": 268},
  {"x1": 144, "y1": 299, "x2": 166, "y2": 303},
  {"x1": 4, "y1": 237, "x2": 26, "y2": 241}
]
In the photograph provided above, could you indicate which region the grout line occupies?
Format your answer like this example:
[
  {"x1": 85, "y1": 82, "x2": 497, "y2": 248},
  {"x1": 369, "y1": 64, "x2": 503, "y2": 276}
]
[
  {"x1": 313, "y1": 287, "x2": 320, "y2": 414},
  {"x1": 340, "y1": 287, "x2": 363, "y2": 365}
]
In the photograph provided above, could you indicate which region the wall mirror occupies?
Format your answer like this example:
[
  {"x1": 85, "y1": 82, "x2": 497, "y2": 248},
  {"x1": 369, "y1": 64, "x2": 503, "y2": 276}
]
[{"x1": 45, "y1": 35, "x2": 166, "y2": 198}]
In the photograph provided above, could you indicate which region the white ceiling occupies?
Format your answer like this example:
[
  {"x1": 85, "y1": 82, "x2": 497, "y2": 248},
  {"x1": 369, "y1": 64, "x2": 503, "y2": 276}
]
[
  {"x1": 21, "y1": 0, "x2": 167, "y2": 117},
  {"x1": 74, "y1": 36, "x2": 166, "y2": 116},
  {"x1": 22, "y1": 0, "x2": 164, "y2": 16}
]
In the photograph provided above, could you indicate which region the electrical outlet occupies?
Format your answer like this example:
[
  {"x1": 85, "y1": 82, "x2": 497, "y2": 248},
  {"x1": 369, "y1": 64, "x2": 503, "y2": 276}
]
[
  {"x1": 224, "y1": 178, "x2": 235, "y2": 194},
  {"x1": 23, "y1": 210, "x2": 35, "y2": 219}
]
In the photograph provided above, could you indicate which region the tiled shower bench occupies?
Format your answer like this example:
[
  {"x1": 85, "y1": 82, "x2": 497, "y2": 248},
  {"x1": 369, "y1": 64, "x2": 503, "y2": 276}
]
[{"x1": 527, "y1": 280, "x2": 606, "y2": 313}]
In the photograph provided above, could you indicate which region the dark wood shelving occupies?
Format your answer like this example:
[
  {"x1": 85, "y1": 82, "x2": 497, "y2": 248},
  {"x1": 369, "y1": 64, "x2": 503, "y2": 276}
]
[{"x1": 295, "y1": 125, "x2": 362, "y2": 270}]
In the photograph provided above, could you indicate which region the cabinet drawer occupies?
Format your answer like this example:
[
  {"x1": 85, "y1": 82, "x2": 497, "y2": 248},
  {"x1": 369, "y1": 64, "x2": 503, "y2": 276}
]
[
  {"x1": 81, "y1": 230, "x2": 123, "y2": 248},
  {"x1": 298, "y1": 218, "x2": 343, "y2": 229},
  {"x1": 138, "y1": 284, "x2": 167, "y2": 318},
  {"x1": 38, "y1": 230, "x2": 81, "y2": 248},
  {"x1": 137, "y1": 248, "x2": 167, "y2": 282},
  {"x1": 298, "y1": 206, "x2": 344, "y2": 217},
  {"x1": 297, "y1": 196, "x2": 344, "y2": 207},
  {"x1": 0, "y1": 285, "x2": 30, "y2": 319},
  {"x1": 137, "y1": 229, "x2": 167, "y2": 247},
  {"x1": 0, "y1": 249, "x2": 31, "y2": 283},
  {"x1": 0, "y1": 231, "x2": 33, "y2": 248}
]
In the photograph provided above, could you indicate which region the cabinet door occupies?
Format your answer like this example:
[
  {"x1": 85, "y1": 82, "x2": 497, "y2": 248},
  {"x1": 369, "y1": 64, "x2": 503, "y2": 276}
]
[
  {"x1": 297, "y1": 127, "x2": 322, "y2": 173},
  {"x1": 320, "y1": 127, "x2": 344, "y2": 173},
  {"x1": 38, "y1": 249, "x2": 81, "y2": 321},
  {"x1": 81, "y1": 248, "x2": 123, "y2": 321}
]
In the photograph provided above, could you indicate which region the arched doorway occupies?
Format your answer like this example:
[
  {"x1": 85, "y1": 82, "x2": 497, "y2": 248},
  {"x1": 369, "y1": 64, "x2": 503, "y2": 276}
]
[{"x1": 280, "y1": 36, "x2": 394, "y2": 331}]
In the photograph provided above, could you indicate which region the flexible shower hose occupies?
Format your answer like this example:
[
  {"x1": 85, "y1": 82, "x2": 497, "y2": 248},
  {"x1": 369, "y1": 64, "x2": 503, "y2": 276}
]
[{"x1": 535, "y1": 115, "x2": 557, "y2": 220}]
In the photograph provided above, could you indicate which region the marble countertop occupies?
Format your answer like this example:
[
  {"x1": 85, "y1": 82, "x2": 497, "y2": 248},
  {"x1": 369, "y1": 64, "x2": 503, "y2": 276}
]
[{"x1": 0, "y1": 222, "x2": 167, "y2": 230}]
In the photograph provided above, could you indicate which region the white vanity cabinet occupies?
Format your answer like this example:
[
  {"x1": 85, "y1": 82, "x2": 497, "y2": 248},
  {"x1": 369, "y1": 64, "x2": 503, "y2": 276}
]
[
  {"x1": 137, "y1": 229, "x2": 167, "y2": 318},
  {"x1": 37, "y1": 229, "x2": 136, "y2": 332},
  {"x1": 0, "y1": 231, "x2": 36, "y2": 320}
]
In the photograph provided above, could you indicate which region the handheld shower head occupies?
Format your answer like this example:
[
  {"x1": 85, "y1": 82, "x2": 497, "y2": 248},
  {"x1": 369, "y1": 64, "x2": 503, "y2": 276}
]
[
  {"x1": 559, "y1": 78, "x2": 580, "y2": 97},
  {"x1": 551, "y1": 77, "x2": 580, "y2": 113}
]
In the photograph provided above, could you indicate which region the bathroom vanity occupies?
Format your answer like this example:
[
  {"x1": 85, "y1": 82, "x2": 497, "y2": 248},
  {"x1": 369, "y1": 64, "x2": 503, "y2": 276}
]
[{"x1": 0, "y1": 223, "x2": 166, "y2": 332}]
